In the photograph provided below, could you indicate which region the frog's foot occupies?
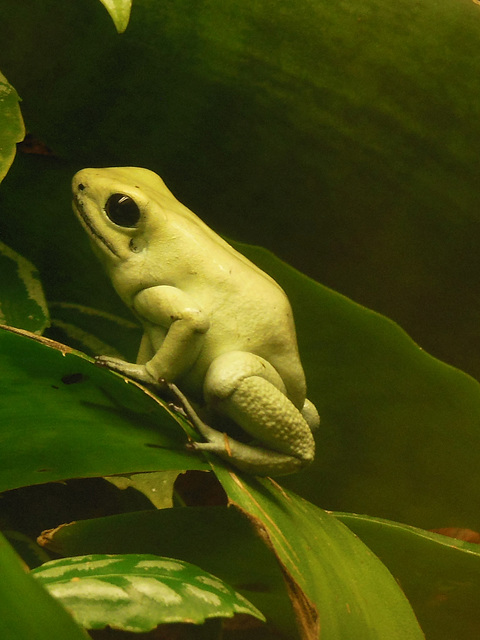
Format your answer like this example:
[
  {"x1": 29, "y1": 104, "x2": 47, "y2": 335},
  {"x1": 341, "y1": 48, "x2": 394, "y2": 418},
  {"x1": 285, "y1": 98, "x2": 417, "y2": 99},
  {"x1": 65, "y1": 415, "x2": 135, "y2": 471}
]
[
  {"x1": 194, "y1": 351, "x2": 316, "y2": 476},
  {"x1": 192, "y1": 437, "x2": 310, "y2": 476},
  {"x1": 95, "y1": 356, "x2": 158, "y2": 386}
]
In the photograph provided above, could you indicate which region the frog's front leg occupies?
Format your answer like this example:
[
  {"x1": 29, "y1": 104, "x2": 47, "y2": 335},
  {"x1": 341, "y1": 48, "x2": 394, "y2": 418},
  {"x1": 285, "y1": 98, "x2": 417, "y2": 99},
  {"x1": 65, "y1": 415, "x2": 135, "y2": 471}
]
[
  {"x1": 96, "y1": 285, "x2": 209, "y2": 384},
  {"x1": 192, "y1": 351, "x2": 317, "y2": 476}
]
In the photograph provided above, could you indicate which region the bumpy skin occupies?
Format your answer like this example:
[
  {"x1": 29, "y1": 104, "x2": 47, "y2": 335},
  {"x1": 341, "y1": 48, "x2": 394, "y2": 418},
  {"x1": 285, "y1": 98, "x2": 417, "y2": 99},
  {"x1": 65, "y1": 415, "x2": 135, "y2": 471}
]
[{"x1": 72, "y1": 167, "x2": 318, "y2": 475}]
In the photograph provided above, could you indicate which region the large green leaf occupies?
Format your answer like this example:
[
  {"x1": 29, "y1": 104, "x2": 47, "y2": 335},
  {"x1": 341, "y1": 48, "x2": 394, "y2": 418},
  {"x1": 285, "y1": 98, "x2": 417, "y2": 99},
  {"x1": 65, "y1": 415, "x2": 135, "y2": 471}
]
[
  {"x1": 0, "y1": 325, "x2": 207, "y2": 493},
  {"x1": 336, "y1": 513, "x2": 480, "y2": 640},
  {"x1": 214, "y1": 465, "x2": 424, "y2": 639},
  {"x1": 0, "y1": 532, "x2": 89, "y2": 640},
  {"x1": 242, "y1": 245, "x2": 480, "y2": 530},
  {"x1": 1, "y1": 0, "x2": 480, "y2": 376},
  {"x1": 32, "y1": 553, "x2": 264, "y2": 631}
]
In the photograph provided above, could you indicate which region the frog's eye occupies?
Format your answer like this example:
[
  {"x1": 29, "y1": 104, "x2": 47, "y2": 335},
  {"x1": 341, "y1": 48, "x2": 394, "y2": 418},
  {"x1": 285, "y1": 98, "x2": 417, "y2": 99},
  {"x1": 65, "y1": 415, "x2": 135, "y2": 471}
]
[{"x1": 105, "y1": 193, "x2": 141, "y2": 227}]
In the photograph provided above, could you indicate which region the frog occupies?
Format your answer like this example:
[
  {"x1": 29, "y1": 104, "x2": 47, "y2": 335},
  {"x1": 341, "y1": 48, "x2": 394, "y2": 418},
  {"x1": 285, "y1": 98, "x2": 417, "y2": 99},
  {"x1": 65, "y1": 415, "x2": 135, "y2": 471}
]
[{"x1": 72, "y1": 167, "x2": 318, "y2": 476}]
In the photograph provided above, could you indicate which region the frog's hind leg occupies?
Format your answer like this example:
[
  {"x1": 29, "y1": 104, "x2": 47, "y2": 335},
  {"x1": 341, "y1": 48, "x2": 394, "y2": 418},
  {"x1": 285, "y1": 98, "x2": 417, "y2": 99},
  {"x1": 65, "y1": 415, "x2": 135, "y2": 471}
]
[{"x1": 191, "y1": 351, "x2": 316, "y2": 476}]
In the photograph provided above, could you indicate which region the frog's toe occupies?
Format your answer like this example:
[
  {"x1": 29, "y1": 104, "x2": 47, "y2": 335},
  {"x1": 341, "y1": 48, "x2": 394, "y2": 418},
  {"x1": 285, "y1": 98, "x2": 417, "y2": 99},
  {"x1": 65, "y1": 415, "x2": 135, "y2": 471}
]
[
  {"x1": 190, "y1": 440, "x2": 227, "y2": 454},
  {"x1": 95, "y1": 355, "x2": 124, "y2": 367},
  {"x1": 95, "y1": 357, "x2": 156, "y2": 385}
]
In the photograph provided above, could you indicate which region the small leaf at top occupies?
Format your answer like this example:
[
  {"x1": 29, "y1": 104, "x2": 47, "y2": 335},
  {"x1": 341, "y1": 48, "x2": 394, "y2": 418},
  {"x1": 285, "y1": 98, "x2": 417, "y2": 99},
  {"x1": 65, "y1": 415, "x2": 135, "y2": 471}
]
[{"x1": 98, "y1": 0, "x2": 132, "y2": 33}]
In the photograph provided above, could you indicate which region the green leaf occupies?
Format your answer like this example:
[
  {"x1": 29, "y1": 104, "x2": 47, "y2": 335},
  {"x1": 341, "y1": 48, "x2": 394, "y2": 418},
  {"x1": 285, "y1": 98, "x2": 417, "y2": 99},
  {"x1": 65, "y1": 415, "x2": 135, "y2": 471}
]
[
  {"x1": 336, "y1": 513, "x2": 480, "y2": 640},
  {"x1": 0, "y1": 241, "x2": 49, "y2": 333},
  {"x1": 98, "y1": 0, "x2": 132, "y2": 33},
  {"x1": 0, "y1": 532, "x2": 89, "y2": 640},
  {"x1": 240, "y1": 244, "x2": 480, "y2": 530},
  {"x1": 214, "y1": 466, "x2": 425, "y2": 639},
  {"x1": 31, "y1": 553, "x2": 265, "y2": 631},
  {"x1": 39, "y1": 504, "x2": 299, "y2": 637},
  {"x1": 0, "y1": 326, "x2": 207, "y2": 493},
  {"x1": 0, "y1": 72, "x2": 24, "y2": 183}
]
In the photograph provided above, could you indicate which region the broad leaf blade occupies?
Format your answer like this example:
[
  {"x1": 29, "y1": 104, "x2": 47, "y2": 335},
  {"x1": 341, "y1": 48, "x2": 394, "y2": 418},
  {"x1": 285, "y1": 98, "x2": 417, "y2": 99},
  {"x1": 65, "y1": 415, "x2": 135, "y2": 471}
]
[
  {"x1": 336, "y1": 513, "x2": 480, "y2": 640},
  {"x1": 32, "y1": 553, "x2": 265, "y2": 631},
  {"x1": 241, "y1": 244, "x2": 480, "y2": 530},
  {"x1": 214, "y1": 466, "x2": 425, "y2": 639},
  {"x1": 0, "y1": 326, "x2": 207, "y2": 492}
]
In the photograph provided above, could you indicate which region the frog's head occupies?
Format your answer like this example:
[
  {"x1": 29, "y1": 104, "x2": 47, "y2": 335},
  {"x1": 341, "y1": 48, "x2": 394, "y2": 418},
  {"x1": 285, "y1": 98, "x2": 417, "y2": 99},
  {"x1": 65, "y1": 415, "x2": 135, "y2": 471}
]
[{"x1": 72, "y1": 166, "x2": 176, "y2": 264}]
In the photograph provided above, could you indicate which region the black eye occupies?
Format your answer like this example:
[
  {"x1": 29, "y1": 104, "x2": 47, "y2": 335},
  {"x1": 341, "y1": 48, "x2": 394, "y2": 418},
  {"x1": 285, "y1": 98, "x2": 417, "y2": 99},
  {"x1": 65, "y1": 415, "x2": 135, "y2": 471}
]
[{"x1": 105, "y1": 193, "x2": 141, "y2": 227}]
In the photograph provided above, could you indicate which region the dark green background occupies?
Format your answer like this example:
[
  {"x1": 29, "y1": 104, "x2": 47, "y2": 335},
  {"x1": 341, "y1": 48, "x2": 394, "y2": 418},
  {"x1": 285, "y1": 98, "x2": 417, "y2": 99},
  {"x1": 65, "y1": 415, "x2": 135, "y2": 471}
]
[{"x1": 1, "y1": 0, "x2": 480, "y2": 378}]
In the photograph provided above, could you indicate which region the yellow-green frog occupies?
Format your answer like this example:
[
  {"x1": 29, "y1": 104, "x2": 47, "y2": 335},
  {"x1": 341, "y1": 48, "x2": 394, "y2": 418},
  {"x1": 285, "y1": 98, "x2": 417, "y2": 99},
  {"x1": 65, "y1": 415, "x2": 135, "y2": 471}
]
[{"x1": 72, "y1": 167, "x2": 318, "y2": 476}]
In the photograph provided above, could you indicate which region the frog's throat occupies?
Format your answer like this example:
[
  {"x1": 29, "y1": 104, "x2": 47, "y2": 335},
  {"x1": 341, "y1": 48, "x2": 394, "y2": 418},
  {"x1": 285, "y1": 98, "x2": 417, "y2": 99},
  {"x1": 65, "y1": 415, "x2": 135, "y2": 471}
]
[{"x1": 74, "y1": 198, "x2": 120, "y2": 258}]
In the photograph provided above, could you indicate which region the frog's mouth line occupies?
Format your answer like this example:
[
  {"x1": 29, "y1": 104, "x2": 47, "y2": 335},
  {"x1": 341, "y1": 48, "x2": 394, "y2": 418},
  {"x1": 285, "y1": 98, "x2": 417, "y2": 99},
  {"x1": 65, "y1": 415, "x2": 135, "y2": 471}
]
[{"x1": 73, "y1": 196, "x2": 120, "y2": 258}]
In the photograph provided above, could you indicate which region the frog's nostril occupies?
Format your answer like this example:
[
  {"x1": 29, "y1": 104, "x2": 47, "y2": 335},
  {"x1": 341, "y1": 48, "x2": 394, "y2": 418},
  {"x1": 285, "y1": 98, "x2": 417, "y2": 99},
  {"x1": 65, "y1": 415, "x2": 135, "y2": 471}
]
[{"x1": 78, "y1": 183, "x2": 86, "y2": 191}]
